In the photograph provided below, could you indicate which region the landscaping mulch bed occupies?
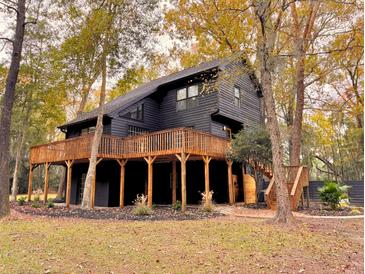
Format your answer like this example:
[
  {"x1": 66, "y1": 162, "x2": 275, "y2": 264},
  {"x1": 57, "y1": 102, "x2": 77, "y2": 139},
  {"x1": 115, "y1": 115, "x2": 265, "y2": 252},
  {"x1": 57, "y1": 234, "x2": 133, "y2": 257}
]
[
  {"x1": 297, "y1": 203, "x2": 364, "y2": 216},
  {"x1": 10, "y1": 202, "x2": 223, "y2": 221}
]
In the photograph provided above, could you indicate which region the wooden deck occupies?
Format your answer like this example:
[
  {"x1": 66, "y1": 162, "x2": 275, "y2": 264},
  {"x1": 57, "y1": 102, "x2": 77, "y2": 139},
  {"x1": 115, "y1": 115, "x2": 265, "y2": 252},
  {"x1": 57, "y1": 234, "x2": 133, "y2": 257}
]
[
  {"x1": 30, "y1": 128, "x2": 230, "y2": 165},
  {"x1": 28, "y1": 128, "x2": 232, "y2": 210}
]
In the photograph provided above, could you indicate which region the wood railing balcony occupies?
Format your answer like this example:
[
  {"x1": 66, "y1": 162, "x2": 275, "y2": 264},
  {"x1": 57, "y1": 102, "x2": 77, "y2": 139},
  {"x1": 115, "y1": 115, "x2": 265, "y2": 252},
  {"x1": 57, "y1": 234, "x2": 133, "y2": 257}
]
[{"x1": 29, "y1": 128, "x2": 230, "y2": 164}]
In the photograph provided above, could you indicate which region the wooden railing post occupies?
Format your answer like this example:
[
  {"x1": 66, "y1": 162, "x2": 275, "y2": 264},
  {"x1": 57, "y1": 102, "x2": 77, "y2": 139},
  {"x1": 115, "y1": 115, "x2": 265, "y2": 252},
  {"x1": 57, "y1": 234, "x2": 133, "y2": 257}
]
[
  {"x1": 172, "y1": 160, "x2": 177, "y2": 205},
  {"x1": 226, "y1": 159, "x2": 233, "y2": 205},
  {"x1": 27, "y1": 164, "x2": 34, "y2": 201},
  {"x1": 176, "y1": 152, "x2": 190, "y2": 211},
  {"x1": 43, "y1": 162, "x2": 51, "y2": 202},
  {"x1": 144, "y1": 156, "x2": 157, "y2": 208},
  {"x1": 65, "y1": 160, "x2": 74, "y2": 208},
  {"x1": 117, "y1": 159, "x2": 128, "y2": 208}
]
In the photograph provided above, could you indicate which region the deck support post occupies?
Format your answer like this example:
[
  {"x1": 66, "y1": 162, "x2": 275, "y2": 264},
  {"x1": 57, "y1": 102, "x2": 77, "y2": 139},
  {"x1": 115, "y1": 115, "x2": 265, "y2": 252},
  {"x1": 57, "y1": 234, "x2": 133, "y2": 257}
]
[
  {"x1": 65, "y1": 160, "x2": 74, "y2": 208},
  {"x1": 144, "y1": 156, "x2": 157, "y2": 208},
  {"x1": 202, "y1": 156, "x2": 212, "y2": 204},
  {"x1": 117, "y1": 159, "x2": 128, "y2": 208},
  {"x1": 43, "y1": 162, "x2": 51, "y2": 202},
  {"x1": 27, "y1": 164, "x2": 34, "y2": 201},
  {"x1": 176, "y1": 153, "x2": 190, "y2": 212},
  {"x1": 172, "y1": 160, "x2": 177, "y2": 205},
  {"x1": 226, "y1": 159, "x2": 234, "y2": 205},
  {"x1": 306, "y1": 186, "x2": 310, "y2": 208},
  {"x1": 90, "y1": 158, "x2": 103, "y2": 209}
]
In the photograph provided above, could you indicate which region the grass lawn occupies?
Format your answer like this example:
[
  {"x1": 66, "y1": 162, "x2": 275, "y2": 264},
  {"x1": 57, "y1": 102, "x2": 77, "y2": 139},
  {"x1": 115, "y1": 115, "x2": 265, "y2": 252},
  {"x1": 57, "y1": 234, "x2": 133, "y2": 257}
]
[{"x1": 0, "y1": 212, "x2": 363, "y2": 273}]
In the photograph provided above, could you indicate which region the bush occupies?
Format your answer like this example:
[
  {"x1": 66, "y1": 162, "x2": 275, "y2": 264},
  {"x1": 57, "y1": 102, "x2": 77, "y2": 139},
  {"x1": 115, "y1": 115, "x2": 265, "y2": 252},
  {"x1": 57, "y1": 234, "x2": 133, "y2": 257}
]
[
  {"x1": 172, "y1": 200, "x2": 182, "y2": 211},
  {"x1": 17, "y1": 196, "x2": 26, "y2": 206},
  {"x1": 31, "y1": 200, "x2": 40, "y2": 208},
  {"x1": 201, "y1": 191, "x2": 214, "y2": 212},
  {"x1": 33, "y1": 194, "x2": 40, "y2": 202},
  {"x1": 318, "y1": 181, "x2": 350, "y2": 210},
  {"x1": 133, "y1": 194, "x2": 152, "y2": 216},
  {"x1": 47, "y1": 198, "x2": 54, "y2": 208}
]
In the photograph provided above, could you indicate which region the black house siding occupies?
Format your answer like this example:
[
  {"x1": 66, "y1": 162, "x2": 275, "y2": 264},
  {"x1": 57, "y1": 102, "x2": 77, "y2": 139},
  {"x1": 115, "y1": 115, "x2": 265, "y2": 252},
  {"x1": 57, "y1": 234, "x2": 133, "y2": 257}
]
[
  {"x1": 217, "y1": 62, "x2": 263, "y2": 128},
  {"x1": 64, "y1": 61, "x2": 262, "y2": 139},
  {"x1": 210, "y1": 120, "x2": 228, "y2": 138},
  {"x1": 109, "y1": 97, "x2": 160, "y2": 137},
  {"x1": 159, "y1": 85, "x2": 218, "y2": 133},
  {"x1": 65, "y1": 118, "x2": 111, "y2": 139}
]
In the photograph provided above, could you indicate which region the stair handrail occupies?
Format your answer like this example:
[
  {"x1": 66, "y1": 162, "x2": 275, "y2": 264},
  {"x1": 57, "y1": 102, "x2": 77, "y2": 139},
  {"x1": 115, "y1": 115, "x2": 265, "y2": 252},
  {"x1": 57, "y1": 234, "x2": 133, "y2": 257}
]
[
  {"x1": 264, "y1": 176, "x2": 275, "y2": 196},
  {"x1": 290, "y1": 166, "x2": 303, "y2": 196},
  {"x1": 290, "y1": 166, "x2": 308, "y2": 209}
]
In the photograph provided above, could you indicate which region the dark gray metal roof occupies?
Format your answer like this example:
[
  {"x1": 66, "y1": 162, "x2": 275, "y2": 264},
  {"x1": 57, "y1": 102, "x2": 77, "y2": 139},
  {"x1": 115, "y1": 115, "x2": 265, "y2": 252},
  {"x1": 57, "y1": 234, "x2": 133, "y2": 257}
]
[{"x1": 59, "y1": 57, "x2": 230, "y2": 129}]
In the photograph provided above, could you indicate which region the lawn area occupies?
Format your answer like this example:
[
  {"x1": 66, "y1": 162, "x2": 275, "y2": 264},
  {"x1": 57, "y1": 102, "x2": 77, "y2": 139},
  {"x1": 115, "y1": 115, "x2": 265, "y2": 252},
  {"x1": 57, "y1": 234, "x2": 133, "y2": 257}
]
[{"x1": 0, "y1": 212, "x2": 363, "y2": 273}]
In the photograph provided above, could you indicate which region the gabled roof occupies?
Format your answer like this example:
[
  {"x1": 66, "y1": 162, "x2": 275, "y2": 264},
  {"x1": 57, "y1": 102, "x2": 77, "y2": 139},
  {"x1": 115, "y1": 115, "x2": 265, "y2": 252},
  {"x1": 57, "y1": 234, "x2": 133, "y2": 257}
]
[{"x1": 59, "y1": 56, "x2": 259, "y2": 129}]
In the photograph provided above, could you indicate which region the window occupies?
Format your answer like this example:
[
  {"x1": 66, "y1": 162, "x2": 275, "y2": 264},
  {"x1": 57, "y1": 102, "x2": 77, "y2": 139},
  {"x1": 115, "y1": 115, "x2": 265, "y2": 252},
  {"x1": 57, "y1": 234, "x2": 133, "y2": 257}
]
[
  {"x1": 176, "y1": 84, "x2": 199, "y2": 111},
  {"x1": 128, "y1": 125, "x2": 148, "y2": 136},
  {"x1": 129, "y1": 104, "x2": 144, "y2": 121},
  {"x1": 234, "y1": 86, "x2": 241, "y2": 107},
  {"x1": 81, "y1": 126, "x2": 95, "y2": 136}
]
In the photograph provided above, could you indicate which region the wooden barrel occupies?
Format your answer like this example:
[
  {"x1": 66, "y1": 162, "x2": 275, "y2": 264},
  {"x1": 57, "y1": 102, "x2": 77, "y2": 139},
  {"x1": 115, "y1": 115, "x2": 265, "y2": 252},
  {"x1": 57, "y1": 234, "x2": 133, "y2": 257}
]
[{"x1": 243, "y1": 174, "x2": 256, "y2": 204}]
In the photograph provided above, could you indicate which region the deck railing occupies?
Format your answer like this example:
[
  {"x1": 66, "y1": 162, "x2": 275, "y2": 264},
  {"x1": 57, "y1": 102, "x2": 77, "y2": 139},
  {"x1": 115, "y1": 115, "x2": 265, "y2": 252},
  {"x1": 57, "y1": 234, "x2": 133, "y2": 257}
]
[{"x1": 30, "y1": 128, "x2": 230, "y2": 164}]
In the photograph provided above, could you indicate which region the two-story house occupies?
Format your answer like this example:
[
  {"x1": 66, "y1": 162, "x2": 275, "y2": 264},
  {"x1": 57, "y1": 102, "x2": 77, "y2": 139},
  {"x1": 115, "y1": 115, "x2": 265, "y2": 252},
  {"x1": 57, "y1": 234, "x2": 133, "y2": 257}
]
[{"x1": 28, "y1": 57, "x2": 265, "y2": 210}]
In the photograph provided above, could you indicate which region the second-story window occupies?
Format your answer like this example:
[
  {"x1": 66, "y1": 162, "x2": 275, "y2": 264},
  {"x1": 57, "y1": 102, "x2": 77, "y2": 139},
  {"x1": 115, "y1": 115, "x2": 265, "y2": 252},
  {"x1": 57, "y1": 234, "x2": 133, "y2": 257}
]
[
  {"x1": 129, "y1": 104, "x2": 144, "y2": 120},
  {"x1": 177, "y1": 84, "x2": 199, "y2": 111},
  {"x1": 234, "y1": 86, "x2": 241, "y2": 107}
]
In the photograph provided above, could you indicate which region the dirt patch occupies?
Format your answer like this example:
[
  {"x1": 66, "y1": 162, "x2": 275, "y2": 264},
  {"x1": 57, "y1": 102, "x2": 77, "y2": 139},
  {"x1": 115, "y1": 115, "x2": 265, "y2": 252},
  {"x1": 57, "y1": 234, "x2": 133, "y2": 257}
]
[{"x1": 11, "y1": 202, "x2": 223, "y2": 221}]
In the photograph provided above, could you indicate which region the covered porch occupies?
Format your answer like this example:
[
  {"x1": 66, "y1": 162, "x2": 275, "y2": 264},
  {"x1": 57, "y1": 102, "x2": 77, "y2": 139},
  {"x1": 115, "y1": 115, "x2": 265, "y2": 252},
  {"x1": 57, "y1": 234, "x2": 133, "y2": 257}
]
[{"x1": 28, "y1": 128, "x2": 237, "y2": 211}]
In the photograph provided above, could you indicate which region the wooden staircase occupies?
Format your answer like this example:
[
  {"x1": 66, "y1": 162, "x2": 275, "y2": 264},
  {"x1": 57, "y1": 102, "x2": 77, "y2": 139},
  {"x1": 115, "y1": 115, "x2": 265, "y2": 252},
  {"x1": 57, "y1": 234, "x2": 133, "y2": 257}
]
[{"x1": 248, "y1": 159, "x2": 309, "y2": 211}]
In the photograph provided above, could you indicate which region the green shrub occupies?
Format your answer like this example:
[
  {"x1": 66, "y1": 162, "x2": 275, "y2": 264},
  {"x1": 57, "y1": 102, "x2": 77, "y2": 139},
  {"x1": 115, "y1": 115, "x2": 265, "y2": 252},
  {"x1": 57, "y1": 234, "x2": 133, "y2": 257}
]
[
  {"x1": 31, "y1": 200, "x2": 40, "y2": 208},
  {"x1": 47, "y1": 198, "x2": 54, "y2": 208},
  {"x1": 33, "y1": 194, "x2": 40, "y2": 202},
  {"x1": 133, "y1": 194, "x2": 152, "y2": 216},
  {"x1": 201, "y1": 191, "x2": 214, "y2": 212},
  {"x1": 172, "y1": 200, "x2": 182, "y2": 211},
  {"x1": 318, "y1": 181, "x2": 350, "y2": 210},
  {"x1": 17, "y1": 196, "x2": 26, "y2": 206}
]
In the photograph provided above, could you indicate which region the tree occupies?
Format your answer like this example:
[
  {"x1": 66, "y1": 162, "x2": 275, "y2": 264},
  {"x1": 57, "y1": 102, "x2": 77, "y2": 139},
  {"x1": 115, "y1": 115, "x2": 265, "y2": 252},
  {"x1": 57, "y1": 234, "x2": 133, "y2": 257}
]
[
  {"x1": 79, "y1": 0, "x2": 159, "y2": 208},
  {"x1": 230, "y1": 127, "x2": 272, "y2": 164},
  {"x1": 288, "y1": 0, "x2": 320, "y2": 167},
  {"x1": 252, "y1": 0, "x2": 294, "y2": 223},
  {"x1": 165, "y1": 0, "x2": 293, "y2": 222},
  {"x1": 0, "y1": 0, "x2": 27, "y2": 217}
]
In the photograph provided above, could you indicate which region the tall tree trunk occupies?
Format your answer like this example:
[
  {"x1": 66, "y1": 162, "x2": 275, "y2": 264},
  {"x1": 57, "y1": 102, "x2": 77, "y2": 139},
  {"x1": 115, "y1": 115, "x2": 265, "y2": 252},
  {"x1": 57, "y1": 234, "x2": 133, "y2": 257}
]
[
  {"x1": 11, "y1": 88, "x2": 32, "y2": 201},
  {"x1": 0, "y1": 0, "x2": 26, "y2": 217},
  {"x1": 289, "y1": 49, "x2": 305, "y2": 167},
  {"x1": 289, "y1": 1, "x2": 320, "y2": 167},
  {"x1": 254, "y1": 0, "x2": 293, "y2": 223},
  {"x1": 10, "y1": 127, "x2": 26, "y2": 201},
  {"x1": 56, "y1": 167, "x2": 66, "y2": 200},
  {"x1": 81, "y1": 56, "x2": 107, "y2": 208}
]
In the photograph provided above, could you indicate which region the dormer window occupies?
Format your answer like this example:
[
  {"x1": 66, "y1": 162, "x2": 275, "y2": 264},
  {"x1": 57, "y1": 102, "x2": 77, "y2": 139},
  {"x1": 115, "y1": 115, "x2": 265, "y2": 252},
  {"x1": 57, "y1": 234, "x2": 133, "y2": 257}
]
[
  {"x1": 129, "y1": 104, "x2": 144, "y2": 121},
  {"x1": 177, "y1": 84, "x2": 199, "y2": 111},
  {"x1": 234, "y1": 86, "x2": 241, "y2": 107}
]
